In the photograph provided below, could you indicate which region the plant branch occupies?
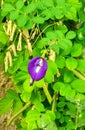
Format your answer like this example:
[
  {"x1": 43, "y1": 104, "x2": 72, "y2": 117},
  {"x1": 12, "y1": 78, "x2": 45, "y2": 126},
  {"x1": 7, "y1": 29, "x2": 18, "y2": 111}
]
[
  {"x1": 52, "y1": 92, "x2": 58, "y2": 112},
  {"x1": 32, "y1": 22, "x2": 58, "y2": 47},
  {"x1": 7, "y1": 101, "x2": 31, "y2": 126},
  {"x1": 72, "y1": 70, "x2": 85, "y2": 80},
  {"x1": 43, "y1": 83, "x2": 52, "y2": 104}
]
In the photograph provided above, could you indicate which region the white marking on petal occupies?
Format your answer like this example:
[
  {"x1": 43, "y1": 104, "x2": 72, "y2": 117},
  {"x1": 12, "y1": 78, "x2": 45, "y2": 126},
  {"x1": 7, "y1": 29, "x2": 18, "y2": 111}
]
[
  {"x1": 39, "y1": 59, "x2": 43, "y2": 66},
  {"x1": 36, "y1": 66, "x2": 41, "y2": 73}
]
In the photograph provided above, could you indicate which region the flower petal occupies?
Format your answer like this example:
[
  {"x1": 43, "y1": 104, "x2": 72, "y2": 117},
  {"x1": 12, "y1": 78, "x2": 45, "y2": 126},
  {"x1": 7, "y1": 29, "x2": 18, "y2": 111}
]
[{"x1": 28, "y1": 57, "x2": 48, "y2": 81}]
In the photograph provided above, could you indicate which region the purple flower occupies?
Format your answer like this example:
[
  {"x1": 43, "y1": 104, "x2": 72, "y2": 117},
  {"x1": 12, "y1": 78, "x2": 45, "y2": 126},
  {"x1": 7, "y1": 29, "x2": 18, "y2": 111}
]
[{"x1": 28, "y1": 57, "x2": 48, "y2": 85}]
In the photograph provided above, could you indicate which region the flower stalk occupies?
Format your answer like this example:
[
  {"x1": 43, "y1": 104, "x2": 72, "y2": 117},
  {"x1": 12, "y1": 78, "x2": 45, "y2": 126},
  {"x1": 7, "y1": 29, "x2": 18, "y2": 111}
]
[
  {"x1": 7, "y1": 101, "x2": 31, "y2": 126},
  {"x1": 52, "y1": 92, "x2": 58, "y2": 112},
  {"x1": 43, "y1": 83, "x2": 52, "y2": 104},
  {"x1": 72, "y1": 70, "x2": 85, "y2": 80}
]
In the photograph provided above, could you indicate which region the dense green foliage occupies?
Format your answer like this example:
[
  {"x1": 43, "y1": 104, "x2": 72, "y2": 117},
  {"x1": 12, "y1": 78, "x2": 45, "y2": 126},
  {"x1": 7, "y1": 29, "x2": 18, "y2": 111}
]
[{"x1": 0, "y1": 0, "x2": 85, "y2": 129}]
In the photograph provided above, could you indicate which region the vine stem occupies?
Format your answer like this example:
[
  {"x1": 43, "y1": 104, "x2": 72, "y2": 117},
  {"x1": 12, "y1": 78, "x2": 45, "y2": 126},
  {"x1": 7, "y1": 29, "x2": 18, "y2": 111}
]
[
  {"x1": 43, "y1": 83, "x2": 52, "y2": 104},
  {"x1": 72, "y1": 70, "x2": 85, "y2": 80},
  {"x1": 7, "y1": 101, "x2": 31, "y2": 126},
  {"x1": 52, "y1": 92, "x2": 58, "y2": 112},
  {"x1": 32, "y1": 22, "x2": 58, "y2": 47}
]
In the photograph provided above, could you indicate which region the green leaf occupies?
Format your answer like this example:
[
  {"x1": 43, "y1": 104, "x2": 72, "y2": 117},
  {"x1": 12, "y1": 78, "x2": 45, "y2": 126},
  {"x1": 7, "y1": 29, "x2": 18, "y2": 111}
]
[
  {"x1": 56, "y1": 56, "x2": 65, "y2": 68},
  {"x1": 36, "y1": 1, "x2": 45, "y2": 10},
  {"x1": 2, "y1": 3, "x2": 14, "y2": 12},
  {"x1": 66, "y1": 102, "x2": 76, "y2": 115},
  {"x1": 0, "y1": 10, "x2": 3, "y2": 23},
  {"x1": 50, "y1": 43, "x2": 59, "y2": 54},
  {"x1": 13, "y1": 71, "x2": 29, "y2": 84},
  {"x1": 66, "y1": 120, "x2": 75, "y2": 129},
  {"x1": 23, "y1": 79, "x2": 34, "y2": 93},
  {"x1": 78, "y1": 110, "x2": 85, "y2": 127},
  {"x1": 0, "y1": 97, "x2": 13, "y2": 114},
  {"x1": 48, "y1": 60, "x2": 57, "y2": 75},
  {"x1": 55, "y1": 112, "x2": 61, "y2": 119},
  {"x1": 20, "y1": 79, "x2": 34, "y2": 102},
  {"x1": 71, "y1": 79, "x2": 85, "y2": 93},
  {"x1": 54, "y1": 6, "x2": 64, "y2": 19},
  {"x1": 59, "y1": 83, "x2": 66, "y2": 96},
  {"x1": 33, "y1": 16, "x2": 44, "y2": 24},
  {"x1": 58, "y1": 38, "x2": 72, "y2": 50},
  {"x1": 41, "y1": 9, "x2": 53, "y2": 20},
  {"x1": 66, "y1": 31, "x2": 76, "y2": 39},
  {"x1": 44, "y1": 68, "x2": 53, "y2": 83},
  {"x1": 20, "y1": 60, "x2": 28, "y2": 72},
  {"x1": 4, "y1": 0, "x2": 17, "y2": 3},
  {"x1": 13, "y1": 98, "x2": 23, "y2": 114},
  {"x1": 41, "y1": 0, "x2": 54, "y2": 7},
  {"x1": 8, "y1": 54, "x2": 23, "y2": 74},
  {"x1": 59, "y1": 127, "x2": 65, "y2": 130},
  {"x1": 64, "y1": 70, "x2": 74, "y2": 83},
  {"x1": 36, "y1": 38, "x2": 50, "y2": 49},
  {"x1": 60, "y1": 84, "x2": 75, "y2": 100},
  {"x1": 55, "y1": 30, "x2": 64, "y2": 39},
  {"x1": 56, "y1": 25, "x2": 68, "y2": 34},
  {"x1": 58, "y1": 38, "x2": 72, "y2": 55},
  {"x1": 33, "y1": 47, "x2": 41, "y2": 57},
  {"x1": 46, "y1": 31, "x2": 57, "y2": 40},
  {"x1": 25, "y1": 18, "x2": 34, "y2": 29},
  {"x1": 56, "y1": 0, "x2": 65, "y2": 5},
  {"x1": 31, "y1": 92, "x2": 45, "y2": 112},
  {"x1": 45, "y1": 60, "x2": 57, "y2": 83},
  {"x1": 21, "y1": 91, "x2": 31, "y2": 102},
  {"x1": 78, "y1": 9, "x2": 85, "y2": 22},
  {"x1": 77, "y1": 59, "x2": 85, "y2": 73},
  {"x1": 17, "y1": 14, "x2": 28, "y2": 28},
  {"x1": 75, "y1": 93, "x2": 85, "y2": 100},
  {"x1": 66, "y1": 57, "x2": 78, "y2": 70},
  {"x1": 10, "y1": 10, "x2": 19, "y2": 20},
  {"x1": 0, "y1": 30, "x2": 8, "y2": 44},
  {"x1": 57, "y1": 101, "x2": 66, "y2": 108},
  {"x1": 24, "y1": 3, "x2": 36, "y2": 14},
  {"x1": 53, "y1": 82, "x2": 64, "y2": 92},
  {"x1": 6, "y1": 89, "x2": 19, "y2": 99},
  {"x1": 38, "y1": 110, "x2": 56, "y2": 128},
  {"x1": 65, "y1": 6, "x2": 77, "y2": 20},
  {"x1": 16, "y1": 0, "x2": 24, "y2": 9},
  {"x1": 34, "y1": 79, "x2": 44, "y2": 88},
  {"x1": 0, "y1": 89, "x2": 18, "y2": 114},
  {"x1": 44, "y1": 110, "x2": 56, "y2": 121},
  {"x1": 45, "y1": 121, "x2": 58, "y2": 130},
  {"x1": 77, "y1": 32, "x2": 84, "y2": 41},
  {"x1": 26, "y1": 109, "x2": 40, "y2": 122},
  {"x1": 71, "y1": 44, "x2": 82, "y2": 57},
  {"x1": 66, "y1": 88, "x2": 75, "y2": 101}
]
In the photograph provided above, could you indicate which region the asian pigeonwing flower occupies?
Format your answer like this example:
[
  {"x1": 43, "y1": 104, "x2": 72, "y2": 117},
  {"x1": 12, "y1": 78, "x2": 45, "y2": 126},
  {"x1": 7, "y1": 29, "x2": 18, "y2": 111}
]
[{"x1": 28, "y1": 57, "x2": 48, "y2": 86}]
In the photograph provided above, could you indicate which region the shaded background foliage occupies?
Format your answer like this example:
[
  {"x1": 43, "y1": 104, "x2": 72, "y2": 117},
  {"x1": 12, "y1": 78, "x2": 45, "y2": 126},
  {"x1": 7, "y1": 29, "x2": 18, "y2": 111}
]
[{"x1": 0, "y1": 0, "x2": 85, "y2": 130}]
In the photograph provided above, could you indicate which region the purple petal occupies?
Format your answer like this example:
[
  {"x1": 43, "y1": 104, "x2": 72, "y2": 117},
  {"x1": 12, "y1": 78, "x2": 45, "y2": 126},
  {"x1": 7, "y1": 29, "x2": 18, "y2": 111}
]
[{"x1": 28, "y1": 57, "x2": 48, "y2": 81}]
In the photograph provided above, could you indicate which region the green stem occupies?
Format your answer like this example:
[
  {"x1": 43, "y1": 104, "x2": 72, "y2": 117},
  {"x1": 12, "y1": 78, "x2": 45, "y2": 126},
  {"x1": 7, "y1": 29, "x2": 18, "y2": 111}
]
[
  {"x1": 52, "y1": 92, "x2": 58, "y2": 112},
  {"x1": 72, "y1": 70, "x2": 85, "y2": 80},
  {"x1": 43, "y1": 83, "x2": 52, "y2": 104},
  {"x1": 32, "y1": 22, "x2": 58, "y2": 47},
  {"x1": 7, "y1": 101, "x2": 31, "y2": 126}
]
